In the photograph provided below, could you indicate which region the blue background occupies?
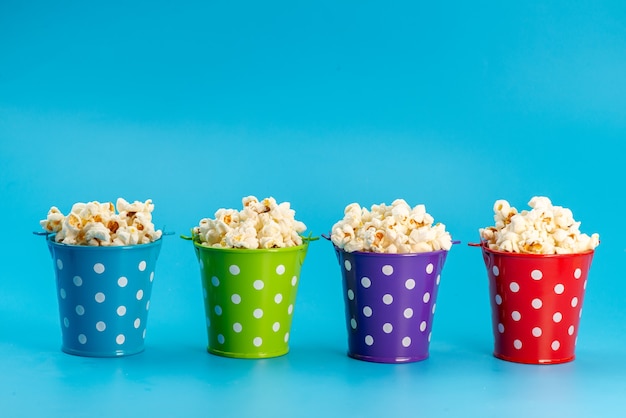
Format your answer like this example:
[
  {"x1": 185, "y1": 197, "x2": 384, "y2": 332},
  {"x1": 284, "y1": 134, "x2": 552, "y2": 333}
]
[{"x1": 1, "y1": 1, "x2": 625, "y2": 416}]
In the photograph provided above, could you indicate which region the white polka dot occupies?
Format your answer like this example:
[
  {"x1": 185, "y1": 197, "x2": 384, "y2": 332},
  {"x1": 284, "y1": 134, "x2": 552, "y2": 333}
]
[
  {"x1": 234, "y1": 323, "x2": 243, "y2": 333},
  {"x1": 554, "y1": 284, "x2": 565, "y2": 294},
  {"x1": 532, "y1": 327, "x2": 542, "y2": 337},
  {"x1": 531, "y1": 269, "x2": 543, "y2": 280},
  {"x1": 405, "y1": 279, "x2": 416, "y2": 290},
  {"x1": 579, "y1": 308, "x2": 583, "y2": 318},
  {"x1": 365, "y1": 335, "x2": 374, "y2": 346},
  {"x1": 426, "y1": 263, "x2": 434, "y2": 274},
  {"x1": 514, "y1": 339, "x2": 522, "y2": 349},
  {"x1": 350, "y1": 318, "x2": 357, "y2": 329},
  {"x1": 95, "y1": 292, "x2": 105, "y2": 303},
  {"x1": 138, "y1": 261, "x2": 146, "y2": 271},
  {"x1": 272, "y1": 322, "x2": 280, "y2": 332},
  {"x1": 76, "y1": 305, "x2": 85, "y2": 316},
  {"x1": 231, "y1": 294, "x2": 242, "y2": 304},
  {"x1": 291, "y1": 276, "x2": 298, "y2": 286},
  {"x1": 568, "y1": 325, "x2": 575, "y2": 335},
  {"x1": 253, "y1": 337, "x2": 262, "y2": 347},
  {"x1": 347, "y1": 289, "x2": 354, "y2": 300},
  {"x1": 510, "y1": 282, "x2": 520, "y2": 292},
  {"x1": 215, "y1": 305, "x2": 222, "y2": 316},
  {"x1": 73, "y1": 276, "x2": 83, "y2": 286},
  {"x1": 274, "y1": 293, "x2": 283, "y2": 304},
  {"x1": 363, "y1": 306, "x2": 373, "y2": 317},
  {"x1": 56, "y1": 259, "x2": 63, "y2": 270},
  {"x1": 402, "y1": 337, "x2": 411, "y2": 347},
  {"x1": 94, "y1": 263, "x2": 105, "y2": 274},
  {"x1": 498, "y1": 323, "x2": 504, "y2": 333},
  {"x1": 344, "y1": 260, "x2": 352, "y2": 271},
  {"x1": 136, "y1": 289, "x2": 144, "y2": 300},
  {"x1": 63, "y1": 317, "x2": 69, "y2": 327},
  {"x1": 420, "y1": 321, "x2": 427, "y2": 332},
  {"x1": 383, "y1": 323, "x2": 393, "y2": 333},
  {"x1": 403, "y1": 308, "x2": 413, "y2": 319},
  {"x1": 553, "y1": 312, "x2": 563, "y2": 323},
  {"x1": 532, "y1": 298, "x2": 543, "y2": 309},
  {"x1": 423, "y1": 292, "x2": 431, "y2": 303},
  {"x1": 361, "y1": 277, "x2": 371, "y2": 288},
  {"x1": 253, "y1": 308, "x2": 263, "y2": 318},
  {"x1": 382, "y1": 294, "x2": 393, "y2": 305},
  {"x1": 432, "y1": 304, "x2": 436, "y2": 314},
  {"x1": 288, "y1": 304, "x2": 294, "y2": 315},
  {"x1": 571, "y1": 297, "x2": 579, "y2": 308},
  {"x1": 551, "y1": 340, "x2": 560, "y2": 351},
  {"x1": 211, "y1": 276, "x2": 220, "y2": 287},
  {"x1": 229, "y1": 265, "x2": 240, "y2": 275},
  {"x1": 134, "y1": 318, "x2": 141, "y2": 329},
  {"x1": 584, "y1": 280, "x2": 587, "y2": 290},
  {"x1": 574, "y1": 268, "x2": 582, "y2": 279},
  {"x1": 117, "y1": 306, "x2": 126, "y2": 316},
  {"x1": 118, "y1": 276, "x2": 128, "y2": 287},
  {"x1": 146, "y1": 301, "x2": 150, "y2": 310},
  {"x1": 436, "y1": 274, "x2": 441, "y2": 285},
  {"x1": 511, "y1": 311, "x2": 521, "y2": 321},
  {"x1": 150, "y1": 272, "x2": 155, "y2": 282},
  {"x1": 382, "y1": 265, "x2": 394, "y2": 276},
  {"x1": 428, "y1": 332, "x2": 432, "y2": 342},
  {"x1": 60, "y1": 288, "x2": 66, "y2": 299},
  {"x1": 253, "y1": 280, "x2": 264, "y2": 290},
  {"x1": 276, "y1": 264, "x2": 286, "y2": 275},
  {"x1": 116, "y1": 334, "x2": 125, "y2": 345},
  {"x1": 284, "y1": 333, "x2": 290, "y2": 343},
  {"x1": 78, "y1": 334, "x2": 87, "y2": 344},
  {"x1": 142, "y1": 329, "x2": 147, "y2": 339},
  {"x1": 495, "y1": 294, "x2": 502, "y2": 305},
  {"x1": 492, "y1": 265, "x2": 499, "y2": 276},
  {"x1": 217, "y1": 334, "x2": 225, "y2": 344}
]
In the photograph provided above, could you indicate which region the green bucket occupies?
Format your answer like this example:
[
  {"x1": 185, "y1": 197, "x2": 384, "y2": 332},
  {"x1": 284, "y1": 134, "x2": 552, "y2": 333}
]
[{"x1": 193, "y1": 242, "x2": 309, "y2": 358}]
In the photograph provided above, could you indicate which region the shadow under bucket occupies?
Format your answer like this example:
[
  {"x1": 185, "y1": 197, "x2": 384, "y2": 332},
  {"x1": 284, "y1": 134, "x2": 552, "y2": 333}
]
[
  {"x1": 193, "y1": 242, "x2": 308, "y2": 359},
  {"x1": 479, "y1": 243, "x2": 594, "y2": 364},
  {"x1": 46, "y1": 235, "x2": 162, "y2": 357},
  {"x1": 332, "y1": 245, "x2": 449, "y2": 363}
]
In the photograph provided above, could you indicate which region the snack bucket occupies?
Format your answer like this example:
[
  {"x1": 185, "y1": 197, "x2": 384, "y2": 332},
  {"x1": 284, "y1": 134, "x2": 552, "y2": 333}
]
[
  {"x1": 331, "y1": 245, "x2": 450, "y2": 363},
  {"x1": 193, "y1": 242, "x2": 308, "y2": 359},
  {"x1": 479, "y1": 243, "x2": 595, "y2": 364},
  {"x1": 46, "y1": 235, "x2": 162, "y2": 357}
]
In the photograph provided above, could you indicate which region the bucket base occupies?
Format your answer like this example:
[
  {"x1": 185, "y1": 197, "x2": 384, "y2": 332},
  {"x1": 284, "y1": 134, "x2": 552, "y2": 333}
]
[
  {"x1": 348, "y1": 351, "x2": 429, "y2": 364},
  {"x1": 61, "y1": 345, "x2": 145, "y2": 358},
  {"x1": 494, "y1": 352, "x2": 575, "y2": 365},
  {"x1": 207, "y1": 346, "x2": 289, "y2": 359}
]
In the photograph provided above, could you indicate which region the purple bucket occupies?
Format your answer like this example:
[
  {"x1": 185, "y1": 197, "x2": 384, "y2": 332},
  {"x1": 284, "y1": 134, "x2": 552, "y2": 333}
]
[{"x1": 333, "y1": 246, "x2": 449, "y2": 363}]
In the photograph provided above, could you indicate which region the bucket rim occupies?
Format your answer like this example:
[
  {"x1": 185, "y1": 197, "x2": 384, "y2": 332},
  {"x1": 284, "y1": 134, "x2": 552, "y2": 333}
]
[
  {"x1": 46, "y1": 233, "x2": 163, "y2": 251},
  {"x1": 331, "y1": 243, "x2": 449, "y2": 258},
  {"x1": 193, "y1": 240, "x2": 309, "y2": 254},
  {"x1": 479, "y1": 241, "x2": 594, "y2": 259}
]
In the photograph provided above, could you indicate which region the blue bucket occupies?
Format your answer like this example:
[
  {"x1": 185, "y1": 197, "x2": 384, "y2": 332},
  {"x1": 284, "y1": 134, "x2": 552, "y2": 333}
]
[{"x1": 46, "y1": 235, "x2": 162, "y2": 357}]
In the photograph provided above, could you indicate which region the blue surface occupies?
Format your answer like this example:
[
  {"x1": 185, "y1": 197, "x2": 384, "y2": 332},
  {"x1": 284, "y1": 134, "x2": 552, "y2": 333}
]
[{"x1": 1, "y1": 1, "x2": 625, "y2": 416}]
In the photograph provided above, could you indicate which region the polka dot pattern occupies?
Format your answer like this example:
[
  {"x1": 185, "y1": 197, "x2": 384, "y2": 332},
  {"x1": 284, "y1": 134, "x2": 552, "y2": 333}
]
[
  {"x1": 338, "y1": 248, "x2": 448, "y2": 363},
  {"x1": 483, "y1": 247, "x2": 594, "y2": 364},
  {"x1": 48, "y1": 238, "x2": 161, "y2": 357},
  {"x1": 195, "y1": 244, "x2": 307, "y2": 358}
]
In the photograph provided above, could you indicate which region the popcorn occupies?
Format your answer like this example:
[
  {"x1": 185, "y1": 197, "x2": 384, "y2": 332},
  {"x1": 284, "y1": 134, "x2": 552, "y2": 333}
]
[
  {"x1": 40, "y1": 198, "x2": 162, "y2": 246},
  {"x1": 331, "y1": 199, "x2": 453, "y2": 254},
  {"x1": 479, "y1": 196, "x2": 599, "y2": 254},
  {"x1": 193, "y1": 196, "x2": 307, "y2": 249}
]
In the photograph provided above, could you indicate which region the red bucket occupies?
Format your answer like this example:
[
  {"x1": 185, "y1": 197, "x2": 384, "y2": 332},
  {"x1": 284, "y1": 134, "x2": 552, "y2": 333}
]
[{"x1": 479, "y1": 243, "x2": 595, "y2": 364}]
